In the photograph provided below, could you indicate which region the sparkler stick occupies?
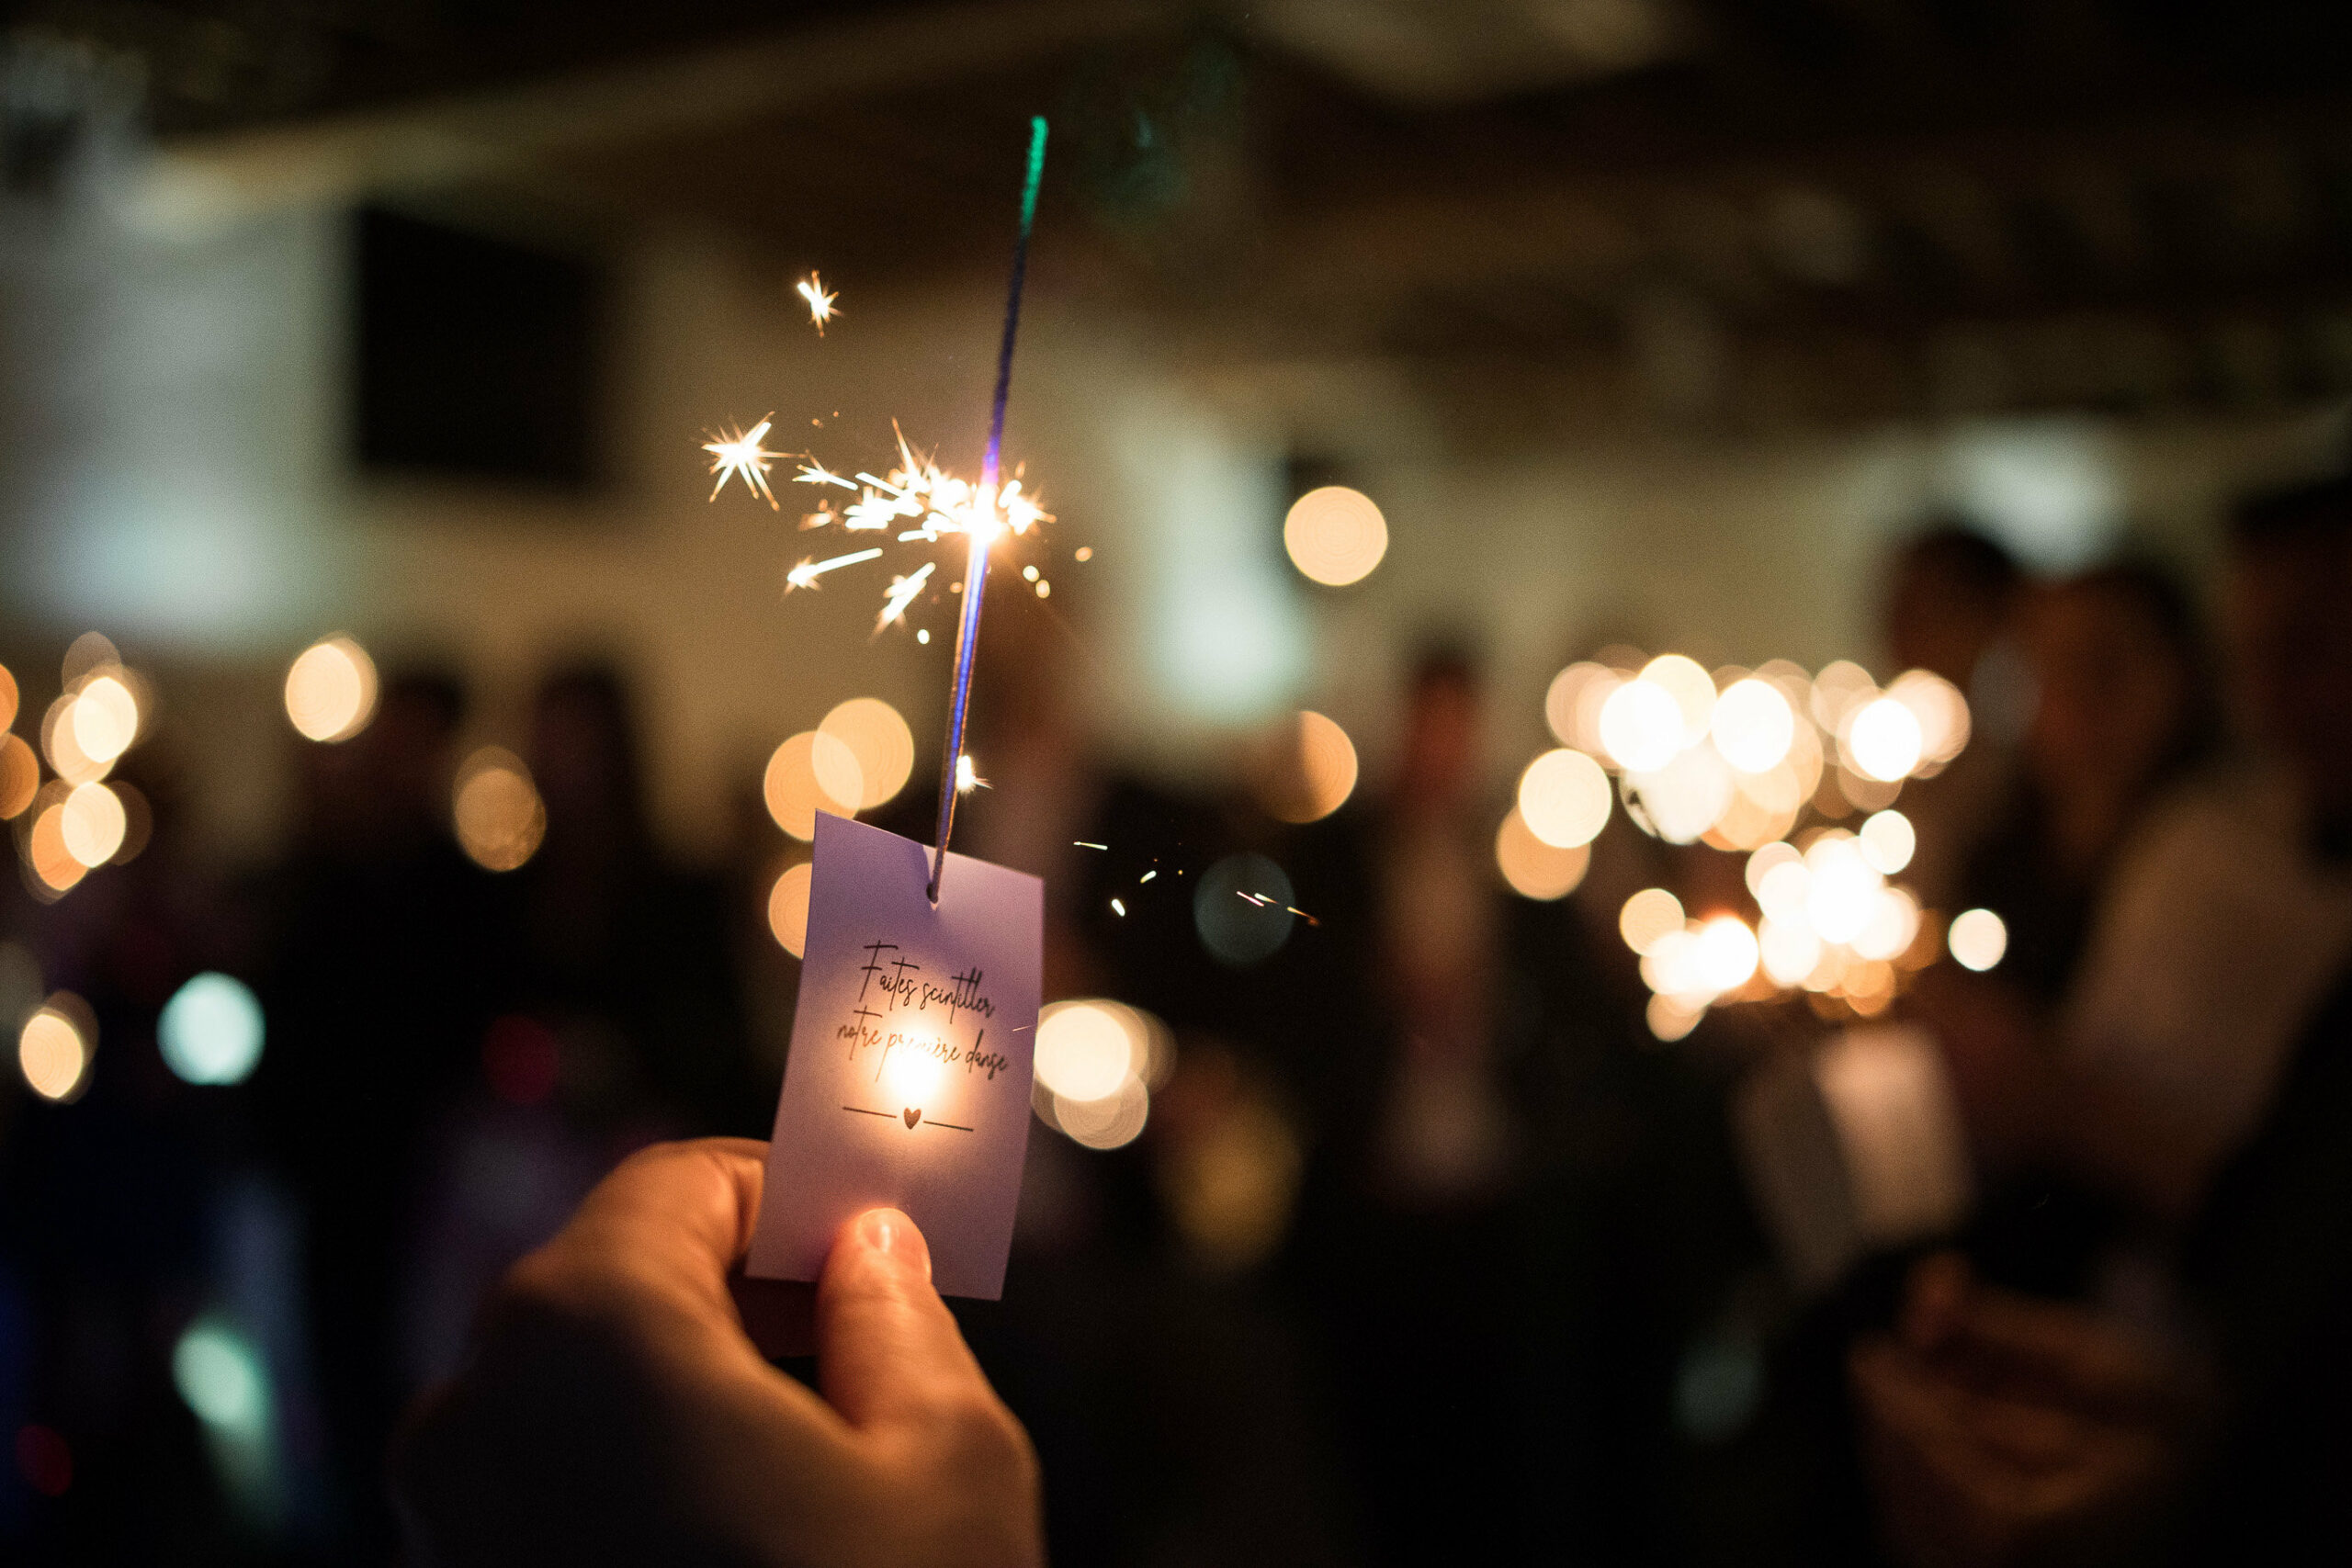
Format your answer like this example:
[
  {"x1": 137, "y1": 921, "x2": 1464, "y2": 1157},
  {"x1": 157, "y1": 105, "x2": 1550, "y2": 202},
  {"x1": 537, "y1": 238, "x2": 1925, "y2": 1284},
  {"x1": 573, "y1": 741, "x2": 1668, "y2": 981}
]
[{"x1": 927, "y1": 114, "x2": 1046, "y2": 902}]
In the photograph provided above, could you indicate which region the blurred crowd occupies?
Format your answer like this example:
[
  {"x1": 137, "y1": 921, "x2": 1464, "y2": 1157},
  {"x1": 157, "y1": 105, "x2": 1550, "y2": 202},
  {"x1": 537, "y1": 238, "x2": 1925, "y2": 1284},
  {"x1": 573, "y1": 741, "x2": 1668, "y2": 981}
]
[{"x1": 8, "y1": 464, "x2": 2352, "y2": 1566}]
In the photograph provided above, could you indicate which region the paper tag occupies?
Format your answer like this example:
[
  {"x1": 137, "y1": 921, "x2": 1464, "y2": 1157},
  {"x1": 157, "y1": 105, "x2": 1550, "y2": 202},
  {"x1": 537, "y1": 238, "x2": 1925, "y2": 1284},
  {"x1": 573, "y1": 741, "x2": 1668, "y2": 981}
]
[{"x1": 748, "y1": 811, "x2": 1043, "y2": 1299}]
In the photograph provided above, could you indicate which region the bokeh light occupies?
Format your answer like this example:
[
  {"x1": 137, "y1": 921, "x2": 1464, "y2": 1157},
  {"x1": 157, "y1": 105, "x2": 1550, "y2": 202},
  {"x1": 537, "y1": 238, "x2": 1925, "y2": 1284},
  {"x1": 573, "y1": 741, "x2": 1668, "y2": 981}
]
[
  {"x1": 1619, "y1": 887, "x2": 1684, "y2": 955},
  {"x1": 763, "y1": 731, "x2": 865, "y2": 840},
  {"x1": 1641, "y1": 655, "x2": 1717, "y2": 747},
  {"x1": 1598, "y1": 679, "x2": 1684, "y2": 772},
  {"x1": 1057, "y1": 1073, "x2": 1150, "y2": 1149},
  {"x1": 173, "y1": 1319, "x2": 270, "y2": 1440},
  {"x1": 1804, "y1": 833, "x2": 1882, "y2": 944},
  {"x1": 1646, "y1": 993, "x2": 1705, "y2": 1042},
  {"x1": 0, "y1": 662, "x2": 16, "y2": 731},
  {"x1": 1282, "y1": 486, "x2": 1388, "y2": 586},
  {"x1": 285, "y1": 636, "x2": 379, "y2": 743},
  {"x1": 40, "y1": 694, "x2": 110, "y2": 786},
  {"x1": 159, "y1": 973, "x2": 266, "y2": 1086},
  {"x1": 27, "y1": 803, "x2": 87, "y2": 895},
  {"x1": 0, "y1": 735, "x2": 37, "y2": 819},
  {"x1": 1261, "y1": 711, "x2": 1360, "y2": 824},
  {"x1": 1758, "y1": 917, "x2": 1821, "y2": 987},
  {"x1": 69, "y1": 674, "x2": 138, "y2": 763},
  {"x1": 59, "y1": 783, "x2": 126, "y2": 868},
  {"x1": 18, "y1": 998, "x2": 92, "y2": 1102},
  {"x1": 1746, "y1": 840, "x2": 1802, "y2": 900},
  {"x1": 1035, "y1": 1000, "x2": 1138, "y2": 1102},
  {"x1": 1517, "y1": 748, "x2": 1611, "y2": 848},
  {"x1": 1711, "y1": 677, "x2": 1795, "y2": 773},
  {"x1": 1858, "y1": 808, "x2": 1917, "y2": 874},
  {"x1": 1495, "y1": 807, "x2": 1591, "y2": 900},
  {"x1": 453, "y1": 748, "x2": 547, "y2": 872},
  {"x1": 1949, "y1": 908, "x2": 2009, "y2": 972},
  {"x1": 1846, "y1": 696, "x2": 1925, "y2": 783},
  {"x1": 1852, "y1": 886, "x2": 1922, "y2": 962},
  {"x1": 1694, "y1": 915, "x2": 1760, "y2": 993},
  {"x1": 1809, "y1": 660, "x2": 1877, "y2": 732},
  {"x1": 819, "y1": 698, "x2": 913, "y2": 810},
  {"x1": 1195, "y1": 853, "x2": 1295, "y2": 966},
  {"x1": 1625, "y1": 743, "x2": 1731, "y2": 844},
  {"x1": 767, "y1": 863, "x2": 813, "y2": 957},
  {"x1": 1544, "y1": 662, "x2": 1621, "y2": 752},
  {"x1": 1888, "y1": 669, "x2": 1971, "y2": 769}
]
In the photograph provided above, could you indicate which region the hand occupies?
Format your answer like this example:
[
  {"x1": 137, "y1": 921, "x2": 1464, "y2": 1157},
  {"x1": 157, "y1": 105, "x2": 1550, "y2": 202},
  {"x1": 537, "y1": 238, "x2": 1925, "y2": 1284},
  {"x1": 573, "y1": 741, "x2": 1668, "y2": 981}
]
[
  {"x1": 392, "y1": 1137, "x2": 1042, "y2": 1568},
  {"x1": 1850, "y1": 1254, "x2": 2189, "y2": 1568}
]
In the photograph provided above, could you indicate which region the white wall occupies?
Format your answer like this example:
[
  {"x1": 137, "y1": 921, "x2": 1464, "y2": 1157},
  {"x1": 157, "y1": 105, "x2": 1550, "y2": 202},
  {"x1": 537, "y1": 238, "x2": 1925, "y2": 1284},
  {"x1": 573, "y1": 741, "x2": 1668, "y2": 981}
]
[{"x1": 5, "y1": 175, "x2": 2345, "y2": 867}]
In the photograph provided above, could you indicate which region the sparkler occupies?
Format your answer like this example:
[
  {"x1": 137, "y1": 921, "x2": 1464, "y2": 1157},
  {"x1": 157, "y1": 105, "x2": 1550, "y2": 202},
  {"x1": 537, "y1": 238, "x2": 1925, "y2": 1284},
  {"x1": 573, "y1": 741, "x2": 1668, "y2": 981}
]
[
  {"x1": 797, "y1": 271, "x2": 838, "y2": 333},
  {"x1": 928, "y1": 115, "x2": 1047, "y2": 901},
  {"x1": 705, "y1": 417, "x2": 780, "y2": 508},
  {"x1": 786, "y1": 547, "x2": 883, "y2": 591},
  {"x1": 698, "y1": 119, "x2": 1049, "y2": 901},
  {"x1": 876, "y1": 562, "x2": 935, "y2": 632}
]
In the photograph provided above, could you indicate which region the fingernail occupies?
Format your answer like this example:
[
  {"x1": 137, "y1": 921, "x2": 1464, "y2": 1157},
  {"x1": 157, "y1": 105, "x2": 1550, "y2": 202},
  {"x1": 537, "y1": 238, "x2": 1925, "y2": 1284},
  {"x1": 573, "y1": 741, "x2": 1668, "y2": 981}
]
[{"x1": 855, "y1": 1207, "x2": 931, "y2": 1281}]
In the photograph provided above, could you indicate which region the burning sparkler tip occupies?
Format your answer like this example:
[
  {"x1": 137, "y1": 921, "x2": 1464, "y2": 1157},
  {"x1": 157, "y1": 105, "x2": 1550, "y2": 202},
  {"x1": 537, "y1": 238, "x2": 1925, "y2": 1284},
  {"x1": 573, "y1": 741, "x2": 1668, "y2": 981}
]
[{"x1": 796, "y1": 271, "x2": 838, "y2": 333}]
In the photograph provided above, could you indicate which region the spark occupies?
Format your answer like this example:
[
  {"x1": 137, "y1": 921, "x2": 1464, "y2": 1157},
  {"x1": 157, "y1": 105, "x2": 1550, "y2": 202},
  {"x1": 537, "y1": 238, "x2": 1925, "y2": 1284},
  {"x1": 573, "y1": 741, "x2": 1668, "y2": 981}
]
[
  {"x1": 704, "y1": 417, "x2": 779, "y2": 508},
  {"x1": 1238, "y1": 890, "x2": 1320, "y2": 926},
  {"x1": 1138, "y1": 870, "x2": 1157, "y2": 884},
  {"x1": 956, "y1": 754, "x2": 987, "y2": 793},
  {"x1": 796, "y1": 459, "x2": 856, "y2": 491},
  {"x1": 797, "y1": 272, "x2": 838, "y2": 333},
  {"x1": 1073, "y1": 841, "x2": 1108, "y2": 851},
  {"x1": 786, "y1": 547, "x2": 882, "y2": 592},
  {"x1": 1110, "y1": 897, "x2": 1126, "y2": 916},
  {"x1": 876, "y1": 562, "x2": 935, "y2": 632}
]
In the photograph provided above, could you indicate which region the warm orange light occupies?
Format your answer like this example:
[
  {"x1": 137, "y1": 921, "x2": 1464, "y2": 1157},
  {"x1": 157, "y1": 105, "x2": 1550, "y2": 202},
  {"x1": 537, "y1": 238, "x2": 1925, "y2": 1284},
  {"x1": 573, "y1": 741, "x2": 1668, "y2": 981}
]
[
  {"x1": 27, "y1": 804, "x2": 86, "y2": 894},
  {"x1": 1619, "y1": 887, "x2": 1684, "y2": 955},
  {"x1": 1949, "y1": 908, "x2": 2007, "y2": 972},
  {"x1": 1640, "y1": 655, "x2": 1716, "y2": 747},
  {"x1": 1261, "y1": 711, "x2": 1361, "y2": 824},
  {"x1": 0, "y1": 735, "x2": 37, "y2": 820},
  {"x1": 1283, "y1": 486, "x2": 1388, "y2": 587},
  {"x1": 819, "y1": 698, "x2": 914, "y2": 810},
  {"x1": 1846, "y1": 697, "x2": 1924, "y2": 783},
  {"x1": 768, "y1": 862, "x2": 813, "y2": 957},
  {"x1": 1711, "y1": 677, "x2": 1795, "y2": 773},
  {"x1": 40, "y1": 695, "x2": 109, "y2": 786},
  {"x1": 1517, "y1": 748, "x2": 1611, "y2": 848},
  {"x1": 69, "y1": 675, "x2": 138, "y2": 764},
  {"x1": 1035, "y1": 1000, "x2": 1138, "y2": 1102},
  {"x1": 18, "y1": 1001, "x2": 92, "y2": 1102},
  {"x1": 1858, "y1": 809, "x2": 1916, "y2": 875},
  {"x1": 285, "y1": 636, "x2": 379, "y2": 743},
  {"x1": 453, "y1": 748, "x2": 546, "y2": 872},
  {"x1": 59, "y1": 783, "x2": 126, "y2": 868},
  {"x1": 0, "y1": 662, "x2": 16, "y2": 732},
  {"x1": 1495, "y1": 807, "x2": 1591, "y2": 900},
  {"x1": 763, "y1": 731, "x2": 865, "y2": 840}
]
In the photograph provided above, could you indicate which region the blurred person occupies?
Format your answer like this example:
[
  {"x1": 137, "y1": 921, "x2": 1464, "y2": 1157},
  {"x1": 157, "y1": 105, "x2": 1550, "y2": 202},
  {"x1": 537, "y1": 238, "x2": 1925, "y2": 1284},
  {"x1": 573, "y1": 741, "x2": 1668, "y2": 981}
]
[
  {"x1": 254, "y1": 666, "x2": 510, "y2": 1558},
  {"x1": 1372, "y1": 643, "x2": 1510, "y2": 1207},
  {"x1": 393, "y1": 1138, "x2": 1043, "y2": 1567},
  {"x1": 404, "y1": 664, "x2": 756, "y2": 1398},
  {"x1": 1957, "y1": 563, "x2": 2212, "y2": 1012},
  {"x1": 1858, "y1": 475, "x2": 2352, "y2": 1562},
  {"x1": 1274, "y1": 641, "x2": 1668, "y2": 1564},
  {"x1": 1883, "y1": 523, "x2": 2022, "y2": 694},
  {"x1": 509, "y1": 662, "x2": 753, "y2": 1136},
  {"x1": 1879, "y1": 525, "x2": 2023, "y2": 913}
]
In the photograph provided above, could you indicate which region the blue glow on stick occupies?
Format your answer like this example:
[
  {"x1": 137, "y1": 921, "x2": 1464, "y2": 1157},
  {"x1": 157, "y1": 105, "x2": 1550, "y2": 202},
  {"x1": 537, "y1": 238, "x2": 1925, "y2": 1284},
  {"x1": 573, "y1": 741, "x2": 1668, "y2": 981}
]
[{"x1": 930, "y1": 115, "x2": 1047, "y2": 900}]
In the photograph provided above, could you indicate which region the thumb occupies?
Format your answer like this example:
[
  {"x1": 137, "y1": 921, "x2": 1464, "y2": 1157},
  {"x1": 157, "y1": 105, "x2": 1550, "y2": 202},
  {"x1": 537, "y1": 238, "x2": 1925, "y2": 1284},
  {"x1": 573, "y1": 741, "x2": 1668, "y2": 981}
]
[{"x1": 815, "y1": 1208, "x2": 991, "y2": 1431}]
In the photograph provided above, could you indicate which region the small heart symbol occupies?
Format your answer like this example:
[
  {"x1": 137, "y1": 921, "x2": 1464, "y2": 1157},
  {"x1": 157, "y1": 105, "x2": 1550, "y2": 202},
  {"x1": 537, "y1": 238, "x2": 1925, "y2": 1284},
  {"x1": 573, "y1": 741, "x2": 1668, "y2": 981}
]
[{"x1": 902, "y1": 1108, "x2": 922, "y2": 1128}]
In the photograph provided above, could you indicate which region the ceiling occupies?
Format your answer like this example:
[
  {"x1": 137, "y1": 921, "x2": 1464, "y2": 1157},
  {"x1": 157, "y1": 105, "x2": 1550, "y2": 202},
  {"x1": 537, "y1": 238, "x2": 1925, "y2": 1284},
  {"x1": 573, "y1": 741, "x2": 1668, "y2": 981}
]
[{"x1": 11, "y1": 0, "x2": 2352, "y2": 430}]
